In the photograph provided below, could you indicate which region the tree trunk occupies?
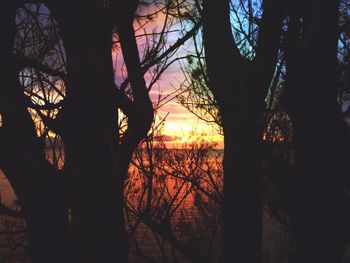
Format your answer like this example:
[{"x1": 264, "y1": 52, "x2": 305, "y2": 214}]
[
  {"x1": 287, "y1": 1, "x2": 347, "y2": 262},
  {"x1": 48, "y1": 2, "x2": 128, "y2": 262},
  {"x1": 202, "y1": 1, "x2": 261, "y2": 262},
  {"x1": 0, "y1": 2, "x2": 70, "y2": 262},
  {"x1": 202, "y1": 0, "x2": 285, "y2": 262},
  {"x1": 113, "y1": 0, "x2": 154, "y2": 181}
]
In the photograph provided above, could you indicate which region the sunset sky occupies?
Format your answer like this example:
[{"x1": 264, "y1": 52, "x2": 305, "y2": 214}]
[
  {"x1": 113, "y1": 10, "x2": 224, "y2": 148},
  {"x1": 147, "y1": 64, "x2": 223, "y2": 148}
]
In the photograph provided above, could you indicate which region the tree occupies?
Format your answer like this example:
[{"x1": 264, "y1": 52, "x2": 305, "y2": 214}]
[
  {"x1": 0, "y1": 2, "x2": 70, "y2": 262},
  {"x1": 0, "y1": 0, "x2": 153, "y2": 262},
  {"x1": 0, "y1": 0, "x2": 202, "y2": 262},
  {"x1": 201, "y1": 0, "x2": 285, "y2": 262},
  {"x1": 285, "y1": 0, "x2": 349, "y2": 261}
]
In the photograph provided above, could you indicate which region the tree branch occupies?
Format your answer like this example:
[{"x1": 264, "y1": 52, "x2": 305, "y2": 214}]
[
  {"x1": 16, "y1": 55, "x2": 67, "y2": 80},
  {"x1": 0, "y1": 202, "x2": 23, "y2": 218}
]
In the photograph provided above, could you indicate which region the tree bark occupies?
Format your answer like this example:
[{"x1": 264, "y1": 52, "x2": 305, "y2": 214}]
[
  {"x1": 202, "y1": 0, "x2": 284, "y2": 262},
  {"x1": 287, "y1": 1, "x2": 347, "y2": 262},
  {"x1": 48, "y1": 1, "x2": 128, "y2": 262}
]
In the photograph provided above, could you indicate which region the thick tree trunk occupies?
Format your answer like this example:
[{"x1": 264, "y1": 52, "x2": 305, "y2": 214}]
[
  {"x1": 202, "y1": 1, "x2": 261, "y2": 262},
  {"x1": 287, "y1": 1, "x2": 347, "y2": 262},
  {"x1": 48, "y1": 2, "x2": 128, "y2": 262},
  {"x1": 0, "y1": 2, "x2": 70, "y2": 262},
  {"x1": 202, "y1": 1, "x2": 284, "y2": 262},
  {"x1": 221, "y1": 119, "x2": 262, "y2": 263}
]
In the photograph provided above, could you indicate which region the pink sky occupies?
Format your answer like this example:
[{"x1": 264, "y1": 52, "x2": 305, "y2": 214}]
[{"x1": 113, "y1": 10, "x2": 223, "y2": 148}]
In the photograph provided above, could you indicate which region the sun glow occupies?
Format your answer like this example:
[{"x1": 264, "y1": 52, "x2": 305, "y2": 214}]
[{"x1": 160, "y1": 117, "x2": 223, "y2": 148}]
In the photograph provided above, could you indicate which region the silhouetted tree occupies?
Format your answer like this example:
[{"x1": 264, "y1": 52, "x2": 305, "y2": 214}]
[
  {"x1": 0, "y1": 0, "x2": 201, "y2": 262},
  {"x1": 0, "y1": 2, "x2": 69, "y2": 262},
  {"x1": 0, "y1": 0, "x2": 153, "y2": 262},
  {"x1": 285, "y1": 0, "x2": 349, "y2": 262},
  {"x1": 201, "y1": 0, "x2": 285, "y2": 262}
]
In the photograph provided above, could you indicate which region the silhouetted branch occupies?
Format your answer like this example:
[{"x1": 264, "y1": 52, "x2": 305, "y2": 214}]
[
  {"x1": 17, "y1": 55, "x2": 66, "y2": 80},
  {"x1": 119, "y1": 20, "x2": 202, "y2": 91},
  {"x1": 0, "y1": 203, "x2": 23, "y2": 218}
]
